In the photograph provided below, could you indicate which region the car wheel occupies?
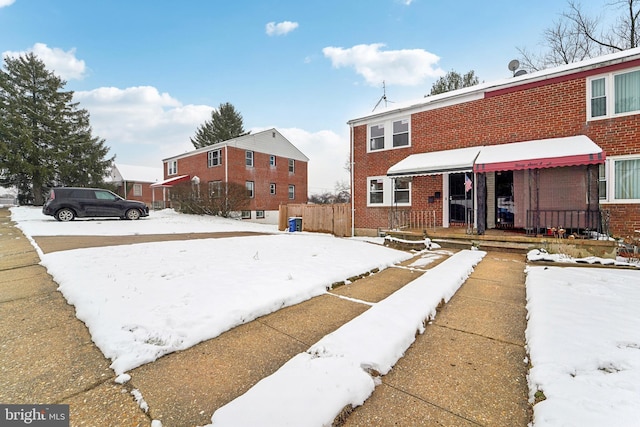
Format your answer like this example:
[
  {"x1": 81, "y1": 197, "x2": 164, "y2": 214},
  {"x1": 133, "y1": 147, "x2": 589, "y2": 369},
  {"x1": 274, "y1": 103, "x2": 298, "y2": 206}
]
[
  {"x1": 55, "y1": 208, "x2": 75, "y2": 222},
  {"x1": 125, "y1": 209, "x2": 141, "y2": 220}
]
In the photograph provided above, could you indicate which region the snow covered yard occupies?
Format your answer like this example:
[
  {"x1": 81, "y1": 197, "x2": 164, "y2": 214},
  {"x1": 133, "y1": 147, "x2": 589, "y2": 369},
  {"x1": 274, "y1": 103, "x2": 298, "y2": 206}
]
[{"x1": 526, "y1": 252, "x2": 640, "y2": 426}]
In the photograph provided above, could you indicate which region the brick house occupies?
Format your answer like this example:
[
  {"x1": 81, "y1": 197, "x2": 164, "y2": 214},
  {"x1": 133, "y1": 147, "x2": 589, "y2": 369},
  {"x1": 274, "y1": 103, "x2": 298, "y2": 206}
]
[
  {"x1": 109, "y1": 163, "x2": 163, "y2": 206},
  {"x1": 348, "y1": 48, "x2": 640, "y2": 239},
  {"x1": 155, "y1": 128, "x2": 309, "y2": 223}
]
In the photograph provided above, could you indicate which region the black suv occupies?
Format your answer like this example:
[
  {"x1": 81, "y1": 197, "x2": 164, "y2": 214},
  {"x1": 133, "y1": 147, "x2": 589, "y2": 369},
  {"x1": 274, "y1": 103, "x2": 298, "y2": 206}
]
[{"x1": 42, "y1": 187, "x2": 149, "y2": 221}]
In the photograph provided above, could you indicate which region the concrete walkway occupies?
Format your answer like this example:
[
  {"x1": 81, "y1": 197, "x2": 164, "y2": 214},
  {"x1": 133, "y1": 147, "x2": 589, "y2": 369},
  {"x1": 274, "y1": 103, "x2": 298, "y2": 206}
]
[{"x1": 0, "y1": 208, "x2": 530, "y2": 426}]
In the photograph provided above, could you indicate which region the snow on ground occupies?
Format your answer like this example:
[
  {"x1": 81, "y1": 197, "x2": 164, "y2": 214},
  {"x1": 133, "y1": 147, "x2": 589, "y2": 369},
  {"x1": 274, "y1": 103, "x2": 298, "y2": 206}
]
[
  {"x1": 526, "y1": 261, "x2": 640, "y2": 426},
  {"x1": 208, "y1": 250, "x2": 485, "y2": 427},
  {"x1": 10, "y1": 207, "x2": 412, "y2": 374},
  {"x1": 9, "y1": 207, "x2": 640, "y2": 426}
]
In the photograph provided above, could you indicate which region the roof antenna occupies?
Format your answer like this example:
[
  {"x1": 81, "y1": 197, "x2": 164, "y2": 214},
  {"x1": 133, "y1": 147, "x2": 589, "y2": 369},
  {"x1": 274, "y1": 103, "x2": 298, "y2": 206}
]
[{"x1": 372, "y1": 81, "x2": 392, "y2": 112}]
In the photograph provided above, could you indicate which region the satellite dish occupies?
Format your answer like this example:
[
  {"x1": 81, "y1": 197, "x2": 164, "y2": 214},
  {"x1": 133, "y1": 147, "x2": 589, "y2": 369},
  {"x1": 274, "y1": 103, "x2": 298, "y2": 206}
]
[
  {"x1": 508, "y1": 59, "x2": 520, "y2": 72},
  {"x1": 514, "y1": 69, "x2": 528, "y2": 77}
]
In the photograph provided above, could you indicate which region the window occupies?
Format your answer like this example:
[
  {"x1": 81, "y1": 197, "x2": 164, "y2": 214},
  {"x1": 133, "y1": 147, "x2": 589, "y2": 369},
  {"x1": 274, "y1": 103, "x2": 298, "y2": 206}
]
[
  {"x1": 246, "y1": 151, "x2": 254, "y2": 167},
  {"x1": 167, "y1": 160, "x2": 177, "y2": 175},
  {"x1": 369, "y1": 124, "x2": 384, "y2": 150},
  {"x1": 601, "y1": 156, "x2": 640, "y2": 202},
  {"x1": 241, "y1": 210, "x2": 251, "y2": 219},
  {"x1": 246, "y1": 181, "x2": 254, "y2": 198},
  {"x1": 208, "y1": 149, "x2": 222, "y2": 167},
  {"x1": 369, "y1": 178, "x2": 384, "y2": 204},
  {"x1": 256, "y1": 210, "x2": 265, "y2": 219},
  {"x1": 288, "y1": 159, "x2": 295, "y2": 173},
  {"x1": 394, "y1": 179, "x2": 411, "y2": 203},
  {"x1": 367, "y1": 176, "x2": 411, "y2": 207},
  {"x1": 588, "y1": 68, "x2": 640, "y2": 119},
  {"x1": 598, "y1": 164, "x2": 607, "y2": 200},
  {"x1": 270, "y1": 183, "x2": 276, "y2": 195},
  {"x1": 209, "y1": 181, "x2": 222, "y2": 198},
  {"x1": 288, "y1": 185, "x2": 295, "y2": 199},
  {"x1": 392, "y1": 119, "x2": 409, "y2": 147},
  {"x1": 133, "y1": 184, "x2": 142, "y2": 197},
  {"x1": 614, "y1": 158, "x2": 640, "y2": 200},
  {"x1": 368, "y1": 118, "x2": 411, "y2": 151},
  {"x1": 270, "y1": 155, "x2": 276, "y2": 167}
]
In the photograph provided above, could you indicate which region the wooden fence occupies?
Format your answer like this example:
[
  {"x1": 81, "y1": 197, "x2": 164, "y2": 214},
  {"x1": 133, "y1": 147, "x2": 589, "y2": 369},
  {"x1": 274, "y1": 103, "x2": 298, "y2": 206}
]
[{"x1": 278, "y1": 203, "x2": 352, "y2": 237}]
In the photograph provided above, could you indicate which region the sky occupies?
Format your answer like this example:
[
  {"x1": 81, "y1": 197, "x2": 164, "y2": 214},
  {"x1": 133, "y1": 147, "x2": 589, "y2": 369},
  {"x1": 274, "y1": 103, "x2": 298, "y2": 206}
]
[
  {"x1": 10, "y1": 206, "x2": 640, "y2": 426},
  {"x1": 0, "y1": 0, "x2": 616, "y2": 194}
]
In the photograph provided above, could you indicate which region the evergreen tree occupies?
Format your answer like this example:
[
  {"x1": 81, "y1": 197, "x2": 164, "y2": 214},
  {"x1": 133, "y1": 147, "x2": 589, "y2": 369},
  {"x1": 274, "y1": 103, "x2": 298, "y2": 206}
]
[
  {"x1": 0, "y1": 53, "x2": 112, "y2": 204},
  {"x1": 429, "y1": 70, "x2": 480, "y2": 96},
  {"x1": 190, "y1": 102, "x2": 248, "y2": 149}
]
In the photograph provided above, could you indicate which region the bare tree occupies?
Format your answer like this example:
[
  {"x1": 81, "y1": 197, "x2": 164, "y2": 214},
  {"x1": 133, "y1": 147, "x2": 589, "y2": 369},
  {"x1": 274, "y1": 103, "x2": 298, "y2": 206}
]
[{"x1": 518, "y1": 0, "x2": 639, "y2": 71}]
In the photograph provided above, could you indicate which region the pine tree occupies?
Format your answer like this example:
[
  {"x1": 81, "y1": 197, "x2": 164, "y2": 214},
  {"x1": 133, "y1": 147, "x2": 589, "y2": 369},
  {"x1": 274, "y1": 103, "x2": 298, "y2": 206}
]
[
  {"x1": 429, "y1": 70, "x2": 480, "y2": 96},
  {"x1": 0, "y1": 53, "x2": 113, "y2": 204},
  {"x1": 190, "y1": 102, "x2": 248, "y2": 149}
]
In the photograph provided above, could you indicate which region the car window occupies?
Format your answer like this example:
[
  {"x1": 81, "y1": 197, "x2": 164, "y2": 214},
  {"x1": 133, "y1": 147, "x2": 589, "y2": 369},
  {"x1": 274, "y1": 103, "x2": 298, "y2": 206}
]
[
  {"x1": 94, "y1": 190, "x2": 119, "y2": 201},
  {"x1": 71, "y1": 189, "x2": 95, "y2": 199}
]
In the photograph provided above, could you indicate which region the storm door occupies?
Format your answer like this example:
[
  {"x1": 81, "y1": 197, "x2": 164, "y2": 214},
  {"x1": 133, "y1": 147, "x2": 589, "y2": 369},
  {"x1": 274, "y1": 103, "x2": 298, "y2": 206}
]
[
  {"x1": 449, "y1": 173, "x2": 473, "y2": 224},
  {"x1": 495, "y1": 171, "x2": 514, "y2": 228}
]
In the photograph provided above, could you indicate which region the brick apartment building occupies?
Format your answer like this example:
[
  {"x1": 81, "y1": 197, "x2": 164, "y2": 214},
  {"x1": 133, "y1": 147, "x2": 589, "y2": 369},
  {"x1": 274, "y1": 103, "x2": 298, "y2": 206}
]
[
  {"x1": 348, "y1": 48, "x2": 640, "y2": 239},
  {"x1": 154, "y1": 128, "x2": 309, "y2": 223}
]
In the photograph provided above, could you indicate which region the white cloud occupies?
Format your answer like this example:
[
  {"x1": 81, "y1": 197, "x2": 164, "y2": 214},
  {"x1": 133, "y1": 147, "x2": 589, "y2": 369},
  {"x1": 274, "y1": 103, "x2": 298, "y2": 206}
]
[
  {"x1": 0, "y1": 0, "x2": 15, "y2": 7},
  {"x1": 265, "y1": 21, "x2": 299, "y2": 36},
  {"x1": 2, "y1": 43, "x2": 87, "y2": 80},
  {"x1": 74, "y1": 86, "x2": 213, "y2": 165},
  {"x1": 323, "y1": 43, "x2": 444, "y2": 86}
]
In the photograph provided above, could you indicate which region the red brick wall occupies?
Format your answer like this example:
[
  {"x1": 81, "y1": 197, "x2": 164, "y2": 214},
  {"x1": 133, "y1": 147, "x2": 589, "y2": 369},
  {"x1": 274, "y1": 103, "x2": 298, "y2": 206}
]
[
  {"x1": 115, "y1": 182, "x2": 154, "y2": 206},
  {"x1": 353, "y1": 62, "x2": 640, "y2": 237},
  {"x1": 166, "y1": 146, "x2": 308, "y2": 211}
]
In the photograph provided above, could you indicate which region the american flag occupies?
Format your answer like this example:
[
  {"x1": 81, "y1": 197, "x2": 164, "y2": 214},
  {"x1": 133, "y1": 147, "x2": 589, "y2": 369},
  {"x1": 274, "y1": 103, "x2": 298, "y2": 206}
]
[{"x1": 464, "y1": 174, "x2": 472, "y2": 193}]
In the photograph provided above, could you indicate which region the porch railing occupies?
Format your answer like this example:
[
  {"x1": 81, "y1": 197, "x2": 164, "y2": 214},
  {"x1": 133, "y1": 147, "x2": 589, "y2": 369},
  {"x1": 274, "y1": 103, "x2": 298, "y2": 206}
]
[
  {"x1": 525, "y1": 209, "x2": 610, "y2": 238},
  {"x1": 388, "y1": 209, "x2": 437, "y2": 231}
]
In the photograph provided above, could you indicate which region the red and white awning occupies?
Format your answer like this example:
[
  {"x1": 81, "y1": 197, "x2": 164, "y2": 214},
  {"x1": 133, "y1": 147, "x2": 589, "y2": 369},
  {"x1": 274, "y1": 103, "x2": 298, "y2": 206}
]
[{"x1": 473, "y1": 135, "x2": 605, "y2": 173}]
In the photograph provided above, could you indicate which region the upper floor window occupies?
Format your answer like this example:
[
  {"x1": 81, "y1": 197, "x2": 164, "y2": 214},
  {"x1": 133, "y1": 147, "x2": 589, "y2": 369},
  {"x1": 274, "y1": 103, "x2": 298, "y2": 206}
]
[
  {"x1": 246, "y1": 151, "x2": 254, "y2": 167},
  {"x1": 269, "y1": 155, "x2": 276, "y2": 167},
  {"x1": 588, "y1": 68, "x2": 640, "y2": 119},
  {"x1": 167, "y1": 160, "x2": 177, "y2": 175},
  {"x1": 208, "y1": 149, "x2": 222, "y2": 167},
  {"x1": 288, "y1": 159, "x2": 295, "y2": 173},
  {"x1": 393, "y1": 119, "x2": 409, "y2": 147},
  {"x1": 368, "y1": 118, "x2": 411, "y2": 152}
]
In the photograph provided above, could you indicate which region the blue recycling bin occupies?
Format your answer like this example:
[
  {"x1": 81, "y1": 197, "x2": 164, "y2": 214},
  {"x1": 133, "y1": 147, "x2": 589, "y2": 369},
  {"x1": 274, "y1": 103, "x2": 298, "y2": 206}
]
[{"x1": 288, "y1": 217, "x2": 302, "y2": 232}]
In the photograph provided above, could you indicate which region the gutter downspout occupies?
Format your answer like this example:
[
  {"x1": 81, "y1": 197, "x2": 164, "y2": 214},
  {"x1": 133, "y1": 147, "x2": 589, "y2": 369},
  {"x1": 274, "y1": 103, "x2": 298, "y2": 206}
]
[{"x1": 350, "y1": 124, "x2": 355, "y2": 237}]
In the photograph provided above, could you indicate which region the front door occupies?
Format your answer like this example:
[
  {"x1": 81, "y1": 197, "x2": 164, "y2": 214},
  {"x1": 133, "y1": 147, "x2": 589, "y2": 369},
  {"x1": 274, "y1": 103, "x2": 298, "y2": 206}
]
[
  {"x1": 449, "y1": 173, "x2": 472, "y2": 224},
  {"x1": 495, "y1": 171, "x2": 514, "y2": 228}
]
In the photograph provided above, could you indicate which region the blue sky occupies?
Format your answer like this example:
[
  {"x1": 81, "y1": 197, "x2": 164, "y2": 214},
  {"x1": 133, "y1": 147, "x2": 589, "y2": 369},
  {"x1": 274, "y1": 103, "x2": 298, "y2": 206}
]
[{"x1": 0, "y1": 0, "x2": 613, "y2": 194}]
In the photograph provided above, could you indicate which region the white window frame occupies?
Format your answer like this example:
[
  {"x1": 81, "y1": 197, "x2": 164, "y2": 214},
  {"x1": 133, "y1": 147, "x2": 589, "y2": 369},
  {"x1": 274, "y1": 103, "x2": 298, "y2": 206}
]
[
  {"x1": 270, "y1": 183, "x2": 276, "y2": 195},
  {"x1": 208, "y1": 149, "x2": 222, "y2": 167},
  {"x1": 367, "y1": 117, "x2": 411, "y2": 152},
  {"x1": 288, "y1": 185, "x2": 295, "y2": 199},
  {"x1": 600, "y1": 155, "x2": 640, "y2": 203},
  {"x1": 256, "y1": 210, "x2": 265, "y2": 219},
  {"x1": 288, "y1": 159, "x2": 295, "y2": 173},
  {"x1": 587, "y1": 67, "x2": 640, "y2": 120},
  {"x1": 270, "y1": 155, "x2": 276, "y2": 167},
  {"x1": 241, "y1": 210, "x2": 251, "y2": 219},
  {"x1": 367, "y1": 176, "x2": 411, "y2": 207},
  {"x1": 246, "y1": 181, "x2": 254, "y2": 198},
  {"x1": 167, "y1": 160, "x2": 177, "y2": 176},
  {"x1": 133, "y1": 183, "x2": 142, "y2": 197},
  {"x1": 209, "y1": 180, "x2": 222, "y2": 198},
  {"x1": 246, "y1": 151, "x2": 254, "y2": 167}
]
